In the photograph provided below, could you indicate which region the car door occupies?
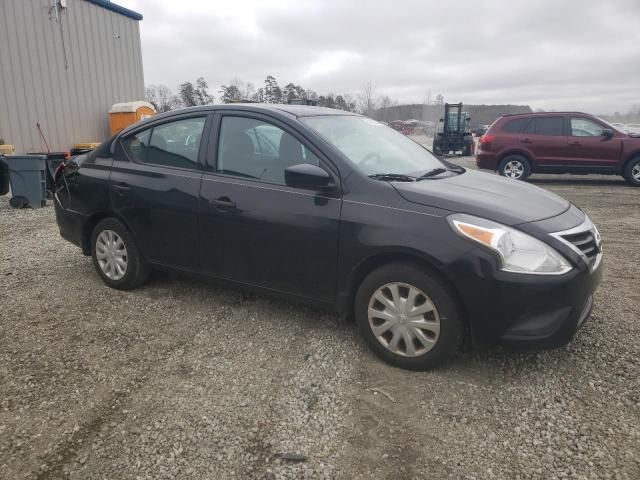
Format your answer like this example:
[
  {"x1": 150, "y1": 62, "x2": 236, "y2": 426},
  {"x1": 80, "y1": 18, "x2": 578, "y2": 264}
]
[
  {"x1": 566, "y1": 117, "x2": 621, "y2": 168},
  {"x1": 199, "y1": 113, "x2": 341, "y2": 303},
  {"x1": 110, "y1": 114, "x2": 209, "y2": 271},
  {"x1": 521, "y1": 116, "x2": 569, "y2": 166}
]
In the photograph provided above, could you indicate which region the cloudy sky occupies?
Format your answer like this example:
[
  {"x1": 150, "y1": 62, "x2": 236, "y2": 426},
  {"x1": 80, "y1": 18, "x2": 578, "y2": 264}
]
[{"x1": 118, "y1": 0, "x2": 640, "y2": 113}]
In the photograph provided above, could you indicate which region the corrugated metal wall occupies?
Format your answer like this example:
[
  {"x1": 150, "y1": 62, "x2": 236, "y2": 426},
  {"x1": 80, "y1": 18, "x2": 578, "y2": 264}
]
[{"x1": 0, "y1": 0, "x2": 144, "y2": 153}]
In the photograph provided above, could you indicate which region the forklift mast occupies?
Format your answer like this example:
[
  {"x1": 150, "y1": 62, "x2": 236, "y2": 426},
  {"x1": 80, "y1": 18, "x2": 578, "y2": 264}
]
[{"x1": 433, "y1": 102, "x2": 474, "y2": 156}]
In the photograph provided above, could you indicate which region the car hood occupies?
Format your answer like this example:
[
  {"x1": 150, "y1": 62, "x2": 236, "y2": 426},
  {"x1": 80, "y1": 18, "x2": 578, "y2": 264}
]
[{"x1": 392, "y1": 170, "x2": 570, "y2": 225}]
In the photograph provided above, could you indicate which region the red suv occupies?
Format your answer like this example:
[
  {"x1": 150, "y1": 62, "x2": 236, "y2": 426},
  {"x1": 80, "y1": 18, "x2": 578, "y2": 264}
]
[{"x1": 476, "y1": 112, "x2": 640, "y2": 186}]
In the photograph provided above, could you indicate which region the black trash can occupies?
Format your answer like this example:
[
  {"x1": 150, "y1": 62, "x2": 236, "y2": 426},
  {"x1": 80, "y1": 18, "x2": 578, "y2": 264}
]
[
  {"x1": 6, "y1": 155, "x2": 47, "y2": 208},
  {"x1": 0, "y1": 156, "x2": 9, "y2": 196}
]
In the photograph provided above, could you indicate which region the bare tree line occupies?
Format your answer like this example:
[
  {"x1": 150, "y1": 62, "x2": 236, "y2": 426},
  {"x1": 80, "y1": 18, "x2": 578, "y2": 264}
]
[{"x1": 145, "y1": 76, "x2": 446, "y2": 118}]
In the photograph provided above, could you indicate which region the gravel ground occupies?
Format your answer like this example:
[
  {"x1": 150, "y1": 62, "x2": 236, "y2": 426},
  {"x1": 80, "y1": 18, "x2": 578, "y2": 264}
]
[{"x1": 0, "y1": 153, "x2": 638, "y2": 479}]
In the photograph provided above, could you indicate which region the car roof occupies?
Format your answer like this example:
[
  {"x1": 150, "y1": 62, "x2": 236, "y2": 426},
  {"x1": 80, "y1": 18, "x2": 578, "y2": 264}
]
[
  {"x1": 116, "y1": 103, "x2": 359, "y2": 140},
  {"x1": 500, "y1": 111, "x2": 597, "y2": 119},
  {"x1": 153, "y1": 103, "x2": 357, "y2": 120}
]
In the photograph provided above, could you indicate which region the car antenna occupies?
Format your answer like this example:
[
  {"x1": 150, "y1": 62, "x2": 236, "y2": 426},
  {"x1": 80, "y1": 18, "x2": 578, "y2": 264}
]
[{"x1": 36, "y1": 122, "x2": 51, "y2": 154}]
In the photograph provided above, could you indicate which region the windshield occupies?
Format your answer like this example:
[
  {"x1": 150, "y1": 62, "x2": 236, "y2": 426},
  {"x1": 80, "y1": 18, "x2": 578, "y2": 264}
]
[{"x1": 301, "y1": 115, "x2": 444, "y2": 176}]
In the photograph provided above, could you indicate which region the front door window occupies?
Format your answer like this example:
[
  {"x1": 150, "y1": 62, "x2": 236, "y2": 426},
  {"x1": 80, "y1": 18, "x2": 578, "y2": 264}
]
[{"x1": 216, "y1": 116, "x2": 320, "y2": 185}]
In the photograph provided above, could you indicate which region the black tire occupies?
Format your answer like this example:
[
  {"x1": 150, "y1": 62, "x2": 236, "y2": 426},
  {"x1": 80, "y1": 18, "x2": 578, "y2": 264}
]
[
  {"x1": 9, "y1": 196, "x2": 28, "y2": 208},
  {"x1": 90, "y1": 217, "x2": 150, "y2": 290},
  {"x1": 623, "y1": 157, "x2": 640, "y2": 186},
  {"x1": 355, "y1": 262, "x2": 464, "y2": 370},
  {"x1": 498, "y1": 155, "x2": 531, "y2": 180}
]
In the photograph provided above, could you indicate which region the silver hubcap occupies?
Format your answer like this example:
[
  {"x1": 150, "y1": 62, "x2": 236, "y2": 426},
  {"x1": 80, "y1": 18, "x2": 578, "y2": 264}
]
[
  {"x1": 96, "y1": 230, "x2": 128, "y2": 280},
  {"x1": 368, "y1": 282, "x2": 440, "y2": 357},
  {"x1": 632, "y1": 163, "x2": 640, "y2": 181},
  {"x1": 504, "y1": 160, "x2": 524, "y2": 179}
]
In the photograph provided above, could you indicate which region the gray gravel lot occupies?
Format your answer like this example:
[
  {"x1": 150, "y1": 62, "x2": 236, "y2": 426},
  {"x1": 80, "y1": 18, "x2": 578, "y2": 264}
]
[{"x1": 1, "y1": 155, "x2": 639, "y2": 479}]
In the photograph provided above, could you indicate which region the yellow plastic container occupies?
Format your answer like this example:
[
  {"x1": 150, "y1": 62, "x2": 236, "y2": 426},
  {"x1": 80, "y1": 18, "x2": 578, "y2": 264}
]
[
  {"x1": 0, "y1": 144, "x2": 16, "y2": 156},
  {"x1": 74, "y1": 142, "x2": 101, "y2": 150},
  {"x1": 109, "y1": 101, "x2": 156, "y2": 135}
]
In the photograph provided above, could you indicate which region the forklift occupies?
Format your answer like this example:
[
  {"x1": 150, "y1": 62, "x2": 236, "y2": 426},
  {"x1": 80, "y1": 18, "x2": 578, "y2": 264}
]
[{"x1": 432, "y1": 103, "x2": 474, "y2": 156}]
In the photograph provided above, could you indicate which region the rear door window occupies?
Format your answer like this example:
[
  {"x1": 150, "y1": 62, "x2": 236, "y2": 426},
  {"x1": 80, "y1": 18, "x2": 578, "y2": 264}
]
[
  {"x1": 122, "y1": 117, "x2": 206, "y2": 169},
  {"x1": 502, "y1": 118, "x2": 528, "y2": 133},
  {"x1": 532, "y1": 117, "x2": 564, "y2": 136},
  {"x1": 147, "y1": 117, "x2": 206, "y2": 169},
  {"x1": 122, "y1": 129, "x2": 151, "y2": 162}
]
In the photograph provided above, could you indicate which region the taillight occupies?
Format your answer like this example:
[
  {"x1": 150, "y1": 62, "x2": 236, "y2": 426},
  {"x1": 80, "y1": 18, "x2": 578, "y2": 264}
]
[
  {"x1": 480, "y1": 134, "x2": 496, "y2": 144},
  {"x1": 479, "y1": 134, "x2": 496, "y2": 151}
]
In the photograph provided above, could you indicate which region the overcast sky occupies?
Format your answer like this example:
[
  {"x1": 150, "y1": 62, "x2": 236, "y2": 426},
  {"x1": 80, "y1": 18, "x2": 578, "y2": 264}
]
[{"x1": 118, "y1": 0, "x2": 640, "y2": 114}]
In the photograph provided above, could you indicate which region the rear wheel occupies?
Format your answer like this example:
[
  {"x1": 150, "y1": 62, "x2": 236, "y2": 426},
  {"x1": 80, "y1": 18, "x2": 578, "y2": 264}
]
[
  {"x1": 498, "y1": 155, "x2": 531, "y2": 180},
  {"x1": 91, "y1": 217, "x2": 150, "y2": 290},
  {"x1": 623, "y1": 157, "x2": 640, "y2": 186},
  {"x1": 355, "y1": 262, "x2": 464, "y2": 370}
]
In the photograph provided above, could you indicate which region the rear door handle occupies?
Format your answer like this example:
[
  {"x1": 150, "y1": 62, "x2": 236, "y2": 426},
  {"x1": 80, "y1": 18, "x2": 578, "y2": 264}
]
[
  {"x1": 569, "y1": 141, "x2": 581, "y2": 146},
  {"x1": 212, "y1": 197, "x2": 236, "y2": 209},
  {"x1": 112, "y1": 183, "x2": 131, "y2": 194},
  {"x1": 520, "y1": 138, "x2": 532, "y2": 144}
]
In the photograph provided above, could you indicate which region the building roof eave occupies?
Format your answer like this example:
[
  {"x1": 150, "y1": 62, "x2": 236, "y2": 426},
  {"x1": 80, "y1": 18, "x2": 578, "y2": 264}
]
[{"x1": 85, "y1": 0, "x2": 143, "y2": 21}]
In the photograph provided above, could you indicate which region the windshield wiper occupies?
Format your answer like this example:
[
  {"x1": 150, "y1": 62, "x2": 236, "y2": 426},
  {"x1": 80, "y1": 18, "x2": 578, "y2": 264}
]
[
  {"x1": 416, "y1": 168, "x2": 449, "y2": 180},
  {"x1": 368, "y1": 173, "x2": 416, "y2": 182}
]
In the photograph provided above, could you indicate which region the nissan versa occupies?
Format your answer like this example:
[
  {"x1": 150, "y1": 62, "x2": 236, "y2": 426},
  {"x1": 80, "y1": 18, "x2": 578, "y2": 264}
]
[{"x1": 54, "y1": 105, "x2": 603, "y2": 370}]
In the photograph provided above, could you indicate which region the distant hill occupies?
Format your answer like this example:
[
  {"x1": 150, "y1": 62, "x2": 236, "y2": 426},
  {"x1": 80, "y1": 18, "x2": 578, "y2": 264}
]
[{"x1": 375, "y1": 104, "x2": 533, "y2": 129}]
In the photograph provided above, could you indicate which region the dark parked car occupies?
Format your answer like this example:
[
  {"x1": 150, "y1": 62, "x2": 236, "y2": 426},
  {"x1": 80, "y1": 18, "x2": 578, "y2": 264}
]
[
  {"x1": 476, "y1": 112, "x2": 640, "y2": 185},
  {"x1": 55, "y1": 105, "x2": 603, "y2": 370}
]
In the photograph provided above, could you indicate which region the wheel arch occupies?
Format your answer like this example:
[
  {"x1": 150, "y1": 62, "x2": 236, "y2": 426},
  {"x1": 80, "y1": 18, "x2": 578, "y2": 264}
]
[
  {"x1": 622, "y1": 150, "x2": 640, "y2": 171},
  {"x1": 342, "y1": 250, "x2": 469, "y2": 330},
  {"x1": 81, "y1": 211, "x2": 134, "y2": 256},
  {"x1": 497, "y1": 149, "x2": 533, "y2": 168}
]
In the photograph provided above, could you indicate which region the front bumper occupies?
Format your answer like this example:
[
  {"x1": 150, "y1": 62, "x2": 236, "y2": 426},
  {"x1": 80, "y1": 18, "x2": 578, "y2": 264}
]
[{"x1": 442, "y1": 241, "x2": 602, "y2": 350}]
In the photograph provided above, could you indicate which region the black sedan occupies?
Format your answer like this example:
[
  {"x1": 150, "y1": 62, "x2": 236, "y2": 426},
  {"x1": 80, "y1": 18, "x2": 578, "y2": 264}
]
[{"x1": 54, "y1": 104, "x2": 602, "y2": 370}]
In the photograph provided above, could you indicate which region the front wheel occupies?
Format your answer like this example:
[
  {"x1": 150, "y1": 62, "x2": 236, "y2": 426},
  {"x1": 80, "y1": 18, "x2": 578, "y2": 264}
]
[
  {"x1": 498, "y1": 155, "x2": 531, "y2": 180},
  {"x1": 91, "y1": 217, "x2": 150, "y2": 290},
  {"x1": 355, "y1": 262, "x2": 464, "y2": 370},
  {"x1": 623, "y1": 157, "x2": 640, "y2": 186}
]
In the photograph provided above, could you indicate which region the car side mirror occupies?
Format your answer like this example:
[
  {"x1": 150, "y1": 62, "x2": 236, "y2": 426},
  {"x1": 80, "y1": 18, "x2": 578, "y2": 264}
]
[
  {"x1": 602, "y1": 128, "x2": 614, "y2": 138},
  {"x1": 285, "y1": 163, "x2": 331, "y2": 190}
]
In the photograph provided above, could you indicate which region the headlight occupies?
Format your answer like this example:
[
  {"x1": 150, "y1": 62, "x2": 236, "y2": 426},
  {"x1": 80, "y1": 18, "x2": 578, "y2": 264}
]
[{"x1": 449, "y1": 214, "x2": 572, "y2": 275}]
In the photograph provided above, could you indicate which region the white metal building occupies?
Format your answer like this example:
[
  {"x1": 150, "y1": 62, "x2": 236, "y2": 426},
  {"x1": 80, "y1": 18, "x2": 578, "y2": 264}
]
[{"x1": 0, "y1": 0, "x2": 145, "y2": 153}]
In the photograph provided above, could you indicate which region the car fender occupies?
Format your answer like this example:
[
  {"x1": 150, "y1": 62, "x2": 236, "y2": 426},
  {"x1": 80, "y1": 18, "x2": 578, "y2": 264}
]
[{"x1": 498, "y1": 148, "x2": 534, "y2": 167}]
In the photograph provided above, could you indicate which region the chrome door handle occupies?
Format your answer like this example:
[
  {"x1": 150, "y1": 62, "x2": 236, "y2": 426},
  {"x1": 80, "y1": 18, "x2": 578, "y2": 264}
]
[
  {"x1": 112, "y1": 183, "x2": 131, "y2": 194},
  {"x1": 212, "y1": 197, "x2": 236, "y2": 209}
]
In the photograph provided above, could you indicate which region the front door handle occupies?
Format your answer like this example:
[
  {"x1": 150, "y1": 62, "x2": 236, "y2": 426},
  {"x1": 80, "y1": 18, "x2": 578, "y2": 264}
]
[
  {"x1": 520, "y1": 138, "x2": 532, "y2": 144},
  {"x1": 212, "y1": 197, "x2": 236, "y2": 209},
  {"x1": 569, "y1": 141, "x2": 581, "y2": 146}
]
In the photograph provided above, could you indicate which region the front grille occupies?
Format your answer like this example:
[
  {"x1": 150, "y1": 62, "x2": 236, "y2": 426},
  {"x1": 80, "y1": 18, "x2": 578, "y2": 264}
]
[
  {"x1": 560, "y1": 230, "x2": 599, "y2": 261},
  {"x1": 552, "y1": 217, "x2": 602, "y2": 270}
]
